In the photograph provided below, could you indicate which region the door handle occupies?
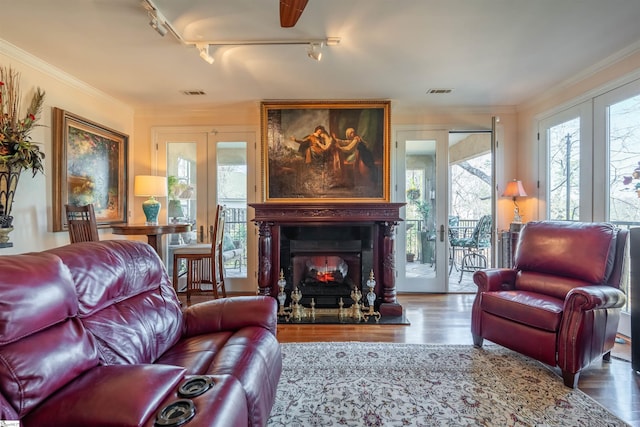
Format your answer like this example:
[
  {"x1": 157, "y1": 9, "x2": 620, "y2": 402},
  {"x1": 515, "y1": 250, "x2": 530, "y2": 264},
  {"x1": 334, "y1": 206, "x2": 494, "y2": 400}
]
[
  {"x1": 199, "y1": 225, "x2": 204, "y2": 243},
  {"x1": 440, "y1": 224, "x2": 445, "y2": 242}
]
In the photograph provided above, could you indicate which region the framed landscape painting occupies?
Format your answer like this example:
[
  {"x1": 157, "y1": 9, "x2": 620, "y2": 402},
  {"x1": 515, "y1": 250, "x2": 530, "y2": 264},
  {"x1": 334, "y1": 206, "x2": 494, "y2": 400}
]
[
  {"x1": 52, "y1": 108, "x2": 128, "y2": 231},
  {"x1": 261, "y1": 100, "x2": 390, "y2": 202}
]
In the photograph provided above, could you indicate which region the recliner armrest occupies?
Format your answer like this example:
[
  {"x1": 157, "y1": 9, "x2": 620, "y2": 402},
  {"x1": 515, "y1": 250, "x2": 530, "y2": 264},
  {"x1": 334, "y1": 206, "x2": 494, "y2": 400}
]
[
  {"x1": 473, "y1": 268, "x2": 517, "y2": 292},
  {"x1": 563, "y1": 285, "x2": 627, "y2": 311},
  {"x1": 182, "y1": 296, "x2": 278, "y2": 337}
]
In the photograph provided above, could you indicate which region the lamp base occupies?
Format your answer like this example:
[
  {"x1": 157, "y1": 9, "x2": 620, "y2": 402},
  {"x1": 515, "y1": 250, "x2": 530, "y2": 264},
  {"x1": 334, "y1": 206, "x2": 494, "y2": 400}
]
[{"x1": 142, "y1": 197, "x2": 161, "y2": 225}]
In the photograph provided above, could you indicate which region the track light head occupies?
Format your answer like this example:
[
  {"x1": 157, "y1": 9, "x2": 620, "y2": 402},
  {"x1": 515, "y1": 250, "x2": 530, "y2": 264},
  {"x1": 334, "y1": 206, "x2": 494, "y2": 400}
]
[
  {"x1": 196, "y1": 43, "x2": 215, "y2": 64},
  {"x1": 148, "y1": 14, "x2": 168, "y2": 36},
  {"x1": 307, "y1": 42, "x2": 323, "y2": 61}
]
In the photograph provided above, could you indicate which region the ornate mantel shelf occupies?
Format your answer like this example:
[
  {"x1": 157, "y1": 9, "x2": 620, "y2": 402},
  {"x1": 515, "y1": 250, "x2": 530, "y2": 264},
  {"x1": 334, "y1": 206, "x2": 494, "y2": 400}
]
[{"x1": 250, "y1": 202, "x2": 405, "y2": 317}]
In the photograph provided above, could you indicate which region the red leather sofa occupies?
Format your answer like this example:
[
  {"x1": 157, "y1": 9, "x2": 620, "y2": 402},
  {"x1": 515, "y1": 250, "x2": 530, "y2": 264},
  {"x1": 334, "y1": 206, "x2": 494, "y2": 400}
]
[
  {"x1": 472, "y1": 221, "x2": 628, "y2": 388},
  {"x1": 0, "y1": 240, "x2": 282, "y2": 426}
]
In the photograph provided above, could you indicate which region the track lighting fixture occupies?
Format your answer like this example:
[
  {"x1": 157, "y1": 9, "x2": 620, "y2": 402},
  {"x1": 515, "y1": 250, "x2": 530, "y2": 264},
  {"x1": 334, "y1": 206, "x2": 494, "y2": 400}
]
[
  {"x1": 141, "y1": 1, "x2": 340, "y2": 62},
  {"x1": 196, "y1": 43, "x2": 215, "y2": 64},
  {"x1": 306, "y1": 42, "x2": 323, "y2": 61}
]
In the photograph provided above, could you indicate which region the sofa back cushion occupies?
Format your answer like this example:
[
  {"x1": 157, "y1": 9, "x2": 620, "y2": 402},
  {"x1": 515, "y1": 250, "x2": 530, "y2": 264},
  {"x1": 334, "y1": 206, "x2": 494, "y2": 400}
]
[
  {"x1": 48, "y1": 240, "x2": 183, "y2": 365},
  {"x1": 514, "y1": 221, "x2": 618, "y2": 298},
  {"x1": 0, "y1": 253, "x2": 99, "y2": 417}
]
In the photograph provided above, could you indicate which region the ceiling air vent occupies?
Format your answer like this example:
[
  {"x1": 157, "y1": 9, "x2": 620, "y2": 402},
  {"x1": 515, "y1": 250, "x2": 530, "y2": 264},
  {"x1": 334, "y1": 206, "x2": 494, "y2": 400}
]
[
  {"x1": 426, "y1": 88, "x2": 453, "y2": 94},
  {"x1": 182, "y1": 90, "x2": 206, "y2": 96}
]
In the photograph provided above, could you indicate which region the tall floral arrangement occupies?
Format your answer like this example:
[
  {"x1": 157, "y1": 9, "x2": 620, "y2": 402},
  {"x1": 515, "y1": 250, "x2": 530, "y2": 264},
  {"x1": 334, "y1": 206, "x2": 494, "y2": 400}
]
[{"x1": 0, "y1": 66, "x2": 46, "y2": 177}]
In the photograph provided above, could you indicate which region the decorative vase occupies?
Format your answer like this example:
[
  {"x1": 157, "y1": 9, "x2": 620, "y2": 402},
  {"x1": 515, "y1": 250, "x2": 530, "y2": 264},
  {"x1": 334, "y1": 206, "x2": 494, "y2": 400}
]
[{"x1": 0, "y1": 163, "x2": 23, "y2": 248}]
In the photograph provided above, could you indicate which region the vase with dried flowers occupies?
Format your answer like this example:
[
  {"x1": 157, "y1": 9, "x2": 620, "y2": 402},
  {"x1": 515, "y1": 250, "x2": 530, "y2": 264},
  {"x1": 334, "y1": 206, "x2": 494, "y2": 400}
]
[{"x1": 0, "y1": 66, "x2": 46, "y2": 247}]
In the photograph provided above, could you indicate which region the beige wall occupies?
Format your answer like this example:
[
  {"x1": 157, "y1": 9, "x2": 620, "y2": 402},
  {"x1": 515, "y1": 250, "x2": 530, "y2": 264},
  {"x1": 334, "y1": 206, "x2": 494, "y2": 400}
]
[{"x1": 1, "y1": 43, "x2": 134, "y2": 254}]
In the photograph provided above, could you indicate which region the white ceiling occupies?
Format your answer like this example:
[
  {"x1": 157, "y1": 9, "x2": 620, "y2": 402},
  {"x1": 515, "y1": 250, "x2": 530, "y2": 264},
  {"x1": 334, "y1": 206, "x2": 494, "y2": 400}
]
[{"x1": 2, "y1": 0, "x2": 640, "y2": 112}]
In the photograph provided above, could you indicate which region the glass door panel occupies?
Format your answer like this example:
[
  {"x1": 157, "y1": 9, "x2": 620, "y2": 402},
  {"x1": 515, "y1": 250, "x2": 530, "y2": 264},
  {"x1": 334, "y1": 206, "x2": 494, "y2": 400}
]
[
  {"x1": 211, "y1": 140, "x2": 248, "y2": 280},
  {"x1": 396, "y1": 130, "x2": 448, "y2": 293},
  {"x1": 538, "y1": 101, "x2": 593, "y2": 221}
]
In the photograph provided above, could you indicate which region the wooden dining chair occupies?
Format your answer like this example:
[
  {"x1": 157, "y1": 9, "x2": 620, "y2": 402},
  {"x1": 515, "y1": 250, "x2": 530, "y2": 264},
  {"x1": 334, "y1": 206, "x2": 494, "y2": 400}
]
[
  {"x1": 172, "y1": 205, "x2": 227, "y2": 303},
  {"x1": 65, "y1": 204, "x2": 100, "y2": 243}
]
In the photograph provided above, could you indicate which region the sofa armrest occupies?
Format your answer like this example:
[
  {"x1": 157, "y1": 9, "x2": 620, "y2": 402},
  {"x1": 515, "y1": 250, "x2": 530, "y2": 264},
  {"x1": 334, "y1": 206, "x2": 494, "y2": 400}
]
[
  {"x1": 0, "y1": 391, "x2": 18, "y2": 421},
  {"x1": 23, "y1": 365, "x2": 185, "y2": 427},
  {"x1": 558, "y1": 285, "x2": 627, "y2": 378},
  {"x1": 182, "y1": 296, "x2": 277, "y2": 338},
  {"x1": 473, "y1": 268, "x2": 517, "y2": 292},
  {"x1": 563, "y1": 285, "x2": 627, "y2": 311}
]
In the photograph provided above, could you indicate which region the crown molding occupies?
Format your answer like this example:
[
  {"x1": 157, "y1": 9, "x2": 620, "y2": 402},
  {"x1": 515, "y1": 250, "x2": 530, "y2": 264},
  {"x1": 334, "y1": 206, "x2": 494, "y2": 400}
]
[
  {"x1": 519, "y1": 39, "x2": 640, "y2": 112},
  {"x1": 0, "y1": 39, "x2": 131, "y2": 111}
]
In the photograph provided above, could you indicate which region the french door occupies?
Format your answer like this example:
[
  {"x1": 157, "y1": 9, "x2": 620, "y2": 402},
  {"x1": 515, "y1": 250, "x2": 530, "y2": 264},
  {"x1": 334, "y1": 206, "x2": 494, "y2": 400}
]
[
  {"x1": 594, "y1": 78, "x2": 640, "y2": 337},
  {"x1": 395, "y1": 129, "x2": 449, "y2": 292},
  {"x1": 154, "y1": 127, "x2": 258, "y2": 293}
]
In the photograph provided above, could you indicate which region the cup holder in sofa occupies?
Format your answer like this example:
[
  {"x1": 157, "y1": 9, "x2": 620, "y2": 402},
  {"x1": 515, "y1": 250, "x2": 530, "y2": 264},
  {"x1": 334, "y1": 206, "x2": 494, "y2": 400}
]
[
  {"x1": 178, "y1": 375, "x2": 214, "y2": 398},
  {"x1": 155, "y1": 376, "x2": 215, "y2": 426},
  {"x1": 155, "y1": 399, "x2": 195, "y2": 426}
]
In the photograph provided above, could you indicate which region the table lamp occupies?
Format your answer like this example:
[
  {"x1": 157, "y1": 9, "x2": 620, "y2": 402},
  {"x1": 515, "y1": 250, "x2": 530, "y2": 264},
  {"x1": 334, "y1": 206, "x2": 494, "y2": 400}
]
[
  {"x1": 502, "y1": 179, "x2": 527, "y2": 224},
  {"x1": 134, "y1": 175, "x2": 167, "y2": 225}
]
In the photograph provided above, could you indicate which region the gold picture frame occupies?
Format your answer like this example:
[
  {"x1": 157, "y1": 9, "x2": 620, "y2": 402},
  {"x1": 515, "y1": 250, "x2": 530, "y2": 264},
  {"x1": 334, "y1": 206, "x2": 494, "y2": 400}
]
[
  {"x1": 261, "y1": 100, "x2": 390, "y2": 202},
  {"x1": 52, "y1": 108, "x2": 128, "y2": 231}
]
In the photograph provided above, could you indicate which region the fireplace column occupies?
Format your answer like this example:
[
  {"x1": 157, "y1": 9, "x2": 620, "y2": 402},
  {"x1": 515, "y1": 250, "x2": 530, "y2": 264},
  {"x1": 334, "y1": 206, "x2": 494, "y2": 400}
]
[
  {"x1": 377, "y1": 220, "x2": 403, "y2": 317},
  {"x1": 256, "y1": 221, "x2": 276, "y2": 296}
]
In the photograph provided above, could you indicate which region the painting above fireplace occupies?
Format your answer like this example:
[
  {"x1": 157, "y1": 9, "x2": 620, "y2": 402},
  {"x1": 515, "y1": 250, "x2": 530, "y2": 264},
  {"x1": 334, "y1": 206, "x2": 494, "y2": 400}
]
[{"x1": 260, "y1": 100, "x2": 391, "y2": 203}]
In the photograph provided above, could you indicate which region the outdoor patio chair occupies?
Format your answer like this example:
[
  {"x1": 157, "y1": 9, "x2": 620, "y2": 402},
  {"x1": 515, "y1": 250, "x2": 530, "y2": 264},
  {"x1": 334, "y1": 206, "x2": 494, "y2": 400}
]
[{"x1": 451, "y1": 214, "x2": 492, "y2": 283}]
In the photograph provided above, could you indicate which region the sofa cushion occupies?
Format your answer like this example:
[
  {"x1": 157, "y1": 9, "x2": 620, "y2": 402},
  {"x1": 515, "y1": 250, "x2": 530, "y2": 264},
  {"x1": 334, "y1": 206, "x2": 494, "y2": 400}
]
[
  {"x1": 0, "y1": 252, "x2": 100, "y2": 417},
  {"x1": 48, "y1": 241, "x2": 183, "y2": 365},
  {"x1": 0, "y1": 252, "x2": 77, "y2": 345},
  {"x1": 515, "y1": 271, "x2": 591, "y2": 300},
  {"x1": 23, "y1": 364, "x2": 186, "y2": 427},
  {"x1": 481, "y1": 290, "x2": 564, "y2": 332},
  {"x1": 514, "y1": 221, "x2": 617, "y2": 285}
]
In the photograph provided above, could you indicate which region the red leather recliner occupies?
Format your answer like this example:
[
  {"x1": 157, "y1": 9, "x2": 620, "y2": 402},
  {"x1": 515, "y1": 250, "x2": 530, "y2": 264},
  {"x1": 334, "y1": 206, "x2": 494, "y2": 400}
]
[{"x1": 472, "y1": 221, "x2": 628, "y2": 388}]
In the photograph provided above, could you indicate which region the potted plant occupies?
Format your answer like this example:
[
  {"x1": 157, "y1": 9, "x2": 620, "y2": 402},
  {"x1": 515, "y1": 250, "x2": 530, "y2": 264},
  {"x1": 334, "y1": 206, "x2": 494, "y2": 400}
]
[{"x1": 0, "y1": 66, "x2": 46, "y2": 246}]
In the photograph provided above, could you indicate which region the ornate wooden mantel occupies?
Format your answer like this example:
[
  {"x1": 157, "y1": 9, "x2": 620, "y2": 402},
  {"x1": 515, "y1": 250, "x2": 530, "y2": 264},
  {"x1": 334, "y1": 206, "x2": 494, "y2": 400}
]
[{"x1": 250, "y1": 202, "x2": 405, "y2": 316}]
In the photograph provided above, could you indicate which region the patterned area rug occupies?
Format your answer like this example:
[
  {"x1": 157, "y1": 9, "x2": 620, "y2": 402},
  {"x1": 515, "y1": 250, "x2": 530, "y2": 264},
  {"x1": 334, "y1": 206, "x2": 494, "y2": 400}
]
[{"x1": 268, "y1": 342, "x2": 628, "y2": 426}]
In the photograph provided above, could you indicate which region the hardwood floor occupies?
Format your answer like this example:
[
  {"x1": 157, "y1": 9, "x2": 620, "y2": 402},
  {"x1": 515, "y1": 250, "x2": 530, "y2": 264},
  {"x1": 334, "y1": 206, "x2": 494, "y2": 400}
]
[{"x1": 274, "y1": 293, "x2": 640, "y2": 426}]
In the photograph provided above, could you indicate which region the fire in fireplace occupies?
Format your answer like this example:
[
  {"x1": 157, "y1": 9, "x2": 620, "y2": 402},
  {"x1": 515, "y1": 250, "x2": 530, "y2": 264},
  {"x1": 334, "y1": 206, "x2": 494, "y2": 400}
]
[
  {"x1": 302, "y1": 256, "x2": 348, "y2": 284},
  {"x1": 281, "y1": 225, "x2": 372, "y2": 309},
  {"x1": 292, "y1": 252, "x2": 361, "y2": 308}
]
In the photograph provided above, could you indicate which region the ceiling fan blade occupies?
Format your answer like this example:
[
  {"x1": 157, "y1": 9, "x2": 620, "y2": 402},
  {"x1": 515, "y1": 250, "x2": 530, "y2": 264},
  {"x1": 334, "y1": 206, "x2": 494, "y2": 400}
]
[{"x1": 280, "y1": 0, "x2": 309, "y2": 28}]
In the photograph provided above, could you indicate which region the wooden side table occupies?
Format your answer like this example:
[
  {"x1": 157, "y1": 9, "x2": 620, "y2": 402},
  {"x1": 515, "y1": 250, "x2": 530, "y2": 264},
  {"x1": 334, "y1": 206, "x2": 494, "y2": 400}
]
[{"x1": 111, "y1": 223, "x2": 191, "y2": 261}]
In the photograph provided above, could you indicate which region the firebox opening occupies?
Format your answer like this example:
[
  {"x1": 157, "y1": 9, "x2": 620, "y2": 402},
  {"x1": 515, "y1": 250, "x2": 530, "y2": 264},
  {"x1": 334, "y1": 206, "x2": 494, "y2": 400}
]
[
  {"x1": 292, "y1": 253, "x2": 361, "y2": 308},
  {"x1": 280, "y1": 224, "x2": 374, "y2": 309}
]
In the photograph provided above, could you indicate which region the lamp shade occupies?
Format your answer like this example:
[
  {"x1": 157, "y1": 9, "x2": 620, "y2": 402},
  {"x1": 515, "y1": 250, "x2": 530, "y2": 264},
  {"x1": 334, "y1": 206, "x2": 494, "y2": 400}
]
[
  {"x1": 502, "y1": 180, "x2": 527, "y2": 198},
  {"x1": 134, "y1": 175, "x2": 167, "y2": 197}
]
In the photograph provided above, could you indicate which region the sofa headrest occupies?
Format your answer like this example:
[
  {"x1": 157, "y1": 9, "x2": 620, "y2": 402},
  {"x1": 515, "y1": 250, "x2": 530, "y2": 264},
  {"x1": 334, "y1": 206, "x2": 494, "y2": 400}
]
[
  {"x1": 0, "y1": 252, "x2": 78, "y2": 345},
  {"x1": 514, "y1": 221, "x2": 617, "y2": 284},
  {"x1": 47, "y1": 240, "x2": 170, "y2": 316}
]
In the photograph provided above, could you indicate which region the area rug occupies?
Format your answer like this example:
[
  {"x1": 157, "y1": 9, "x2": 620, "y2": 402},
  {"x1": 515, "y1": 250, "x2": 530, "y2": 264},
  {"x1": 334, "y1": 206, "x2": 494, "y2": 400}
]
[{"x1": 268, "y1": 342, "x2": 628, "y2": 426}]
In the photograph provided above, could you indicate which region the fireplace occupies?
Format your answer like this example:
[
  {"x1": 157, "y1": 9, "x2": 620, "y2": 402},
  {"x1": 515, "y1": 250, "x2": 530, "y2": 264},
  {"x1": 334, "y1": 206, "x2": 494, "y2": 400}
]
[
  {"x1": 250, "y1": 202, "x2": 405, "y2": 316},
  {"x1": 285, "y1": 225, "x2": 370, "y2": 308}
]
